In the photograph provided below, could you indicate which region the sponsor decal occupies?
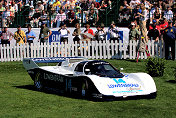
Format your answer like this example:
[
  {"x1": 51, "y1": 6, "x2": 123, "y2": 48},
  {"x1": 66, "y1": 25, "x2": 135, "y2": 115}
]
[
  {"x1": 107, "y1": 78, "x2": 143, "y2": 94},
  {"x1": 107, "y1": 78, "x2": 139, "y2": 88},
  {"x1": 124, "y1": 75, "x2": 129, "y2": 79},
  {"x1": 113, "y1": 90, "x2": 143, "y2": 94},
  {"x1": 92, "y1": 62, "x2": 109, "y2": 65},
  {"x1": 43, "y1": 73, "x2": 64, "y2": 82}
]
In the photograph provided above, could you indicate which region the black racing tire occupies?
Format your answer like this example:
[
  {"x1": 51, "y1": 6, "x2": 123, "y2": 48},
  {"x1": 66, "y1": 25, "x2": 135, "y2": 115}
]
[
  {"x1": 81, "y1": 80, "x2": 90, "y2": 98},
  {"x1": 148, "y1": 92, "x2": 157, "y2": 99},
  {"x1": 34, "y1": 72, "x2": 43, "y2": 91}
]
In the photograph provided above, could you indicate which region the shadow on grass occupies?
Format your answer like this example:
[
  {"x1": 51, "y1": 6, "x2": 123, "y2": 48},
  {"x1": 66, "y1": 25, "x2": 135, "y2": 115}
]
[
  {"x1": 14, "y1": 85, "x2": 104, "y2": 102},
  {"x1": 14, "y1": 85, "x2": 157, "y2": 102},
  {"x1": 166, "y1": 80, "x2": 176, "y2": 84},
  {"x1": 124, "y1": 59, "x2": 137, "y2": 62}
]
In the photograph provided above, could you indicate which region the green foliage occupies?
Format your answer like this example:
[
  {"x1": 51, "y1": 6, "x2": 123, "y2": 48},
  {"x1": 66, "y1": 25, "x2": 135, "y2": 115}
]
[{"x1": 146, "y1": 57, "x2": 166, "y2": 77}]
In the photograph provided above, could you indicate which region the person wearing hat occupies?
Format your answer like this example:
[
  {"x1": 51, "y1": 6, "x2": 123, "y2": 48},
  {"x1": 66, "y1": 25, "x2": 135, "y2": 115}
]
[
  {"x1": 108, "y1": 21, "x2": 119, "y2": 40},
  {"x1": 26, "y1": 24, "x2": 36, "y2": 44},
  {"x1": 129, "y1": 22, "x2": 140, "y2": 41},
  {"x1": 35, "y1": 1, "x2": 44, "y2": 13},
  {"x1": 28, "y1": 6, "x2": 35, "y2": 22},
  {"x1": 0, "y1": 27, "x2": 13, "y2": 45},
  {"x1": 163, "y1": 20, "x2": 176, "y2": 60},
  {"x1": 39, "y1": 22, "x2": 52, "y2": 43},
  {"x1": 14, "y1": 25, "x2": 26, "y2": 45}
]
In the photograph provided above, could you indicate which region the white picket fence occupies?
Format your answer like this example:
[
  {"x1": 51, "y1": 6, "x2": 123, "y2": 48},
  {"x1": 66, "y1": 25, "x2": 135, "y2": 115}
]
[{"x1": 0, "y1": 40, "x2": 171, "y2": 62}]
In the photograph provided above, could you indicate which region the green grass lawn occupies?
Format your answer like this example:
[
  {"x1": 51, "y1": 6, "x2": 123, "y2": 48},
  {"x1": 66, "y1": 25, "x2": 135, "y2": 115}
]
[{"x1": 0, "y1": 60, "x2": 176, "y2": 118}]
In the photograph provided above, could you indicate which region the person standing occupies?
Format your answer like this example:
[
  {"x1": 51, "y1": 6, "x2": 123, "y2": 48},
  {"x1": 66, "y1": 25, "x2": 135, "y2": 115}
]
[
  {"x1": 14, "y1": 25, "x2": 26, "y2": 45},
  {"x1": 129, "y1": 22, "x2": 140, "y2": 41},
  {"x1": 26, "y1": 24, "x2": 36, "y2": 44},
  {"x1": 58, "y1": 23, "x2": 70, "y2": 42},
  {"x1": 54, "y1": 9, "x2": 67, "y2": 28},
  {"x1": 84, "y1": 23, "x2": 94, "y2": 36},
  {"x1": 72, "y1": 23, "x2": 81, "y2": 42},
  {"x1": 148, "y1": 22, "x2": 160, "y2": 42},
  {"x1": 94, "y1": 24, "x2": 106, "y2": 41},
  {"x1": 39, "y1": 23, "x2": 52, "y2": 43},
  {"x1": 138, "y1": 4, "x2": 148, "y2": 42},
  {"x1": 108, "y1": 21, "x2": 119, "y2": 40},
  {"x1": 163, "y1": 20, "x2": 176, "y2": 60},
  {"x1": 0, "y1": 27, "x2": 13, "y2": 45}
]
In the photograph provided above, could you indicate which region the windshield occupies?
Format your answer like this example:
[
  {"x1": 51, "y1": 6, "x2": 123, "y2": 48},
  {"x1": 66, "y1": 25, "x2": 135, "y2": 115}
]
[{"x1": 84, "y1": 61, "x2": 124, "y2": 78}]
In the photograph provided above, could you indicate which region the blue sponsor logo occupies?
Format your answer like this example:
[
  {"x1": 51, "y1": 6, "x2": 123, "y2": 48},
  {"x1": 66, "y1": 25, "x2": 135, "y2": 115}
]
[
  {"x1": 113, "y1": 78, "x2": 126, "y2": 84},
  {"x1": 107, "y1": 78, "x2": 139, "y2": 88},
  {"x1": 113, "y1": 90, "x2": 143, "y2": 93}
]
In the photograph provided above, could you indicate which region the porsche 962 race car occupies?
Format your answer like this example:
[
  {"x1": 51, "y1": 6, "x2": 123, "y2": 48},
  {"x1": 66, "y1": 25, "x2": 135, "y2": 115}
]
[{"x1": 23, "y1": 57, "x2": 157, "y2": 99}]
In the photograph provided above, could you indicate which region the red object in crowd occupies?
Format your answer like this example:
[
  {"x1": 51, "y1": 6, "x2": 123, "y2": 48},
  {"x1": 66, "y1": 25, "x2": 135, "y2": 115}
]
[
  {"x1": 85, "y1": 29, "x2": 94, "y2": 36},
  {"x1": 149, "y1": 24, "x2": 161, "y2": 35},
  {"x1": 159, "y1": 21, "x2": 168, "y2": 30},
  {"x1": 94, "y1": 2, "x2": 100, "y2": 8},
  {"x1": 149, "y1": 25, "x2": 161, "y2": 31}
]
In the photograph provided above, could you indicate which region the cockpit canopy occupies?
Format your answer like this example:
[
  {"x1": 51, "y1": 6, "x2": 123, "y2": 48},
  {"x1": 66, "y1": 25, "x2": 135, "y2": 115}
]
[{"x1": 74, "y1": 60, "x2": 124, "y2": 78}]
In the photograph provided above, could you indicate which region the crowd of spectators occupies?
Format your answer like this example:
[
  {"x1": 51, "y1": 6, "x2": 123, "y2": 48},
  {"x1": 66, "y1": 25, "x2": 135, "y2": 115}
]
[
  {"x1": 119, "y1": 0, "x2": 176, "y2": 27},
  {"x1": 0, "y1": 0, "x2": 113, "y2": 28},
  {"x1": 124, "y1": 0, "x2": 176, "y2": 60}
]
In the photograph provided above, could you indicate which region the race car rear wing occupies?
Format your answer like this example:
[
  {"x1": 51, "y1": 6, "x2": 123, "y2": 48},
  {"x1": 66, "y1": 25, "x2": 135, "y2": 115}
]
[{"x1": 23, "y1": 57, "x2": 86, "y2": 71}]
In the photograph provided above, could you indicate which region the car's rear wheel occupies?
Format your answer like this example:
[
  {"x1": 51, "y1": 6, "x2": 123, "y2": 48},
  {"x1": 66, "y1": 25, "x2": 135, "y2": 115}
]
[{"x1": 34, "y1": 72, "x2": 43, "y2": 91}]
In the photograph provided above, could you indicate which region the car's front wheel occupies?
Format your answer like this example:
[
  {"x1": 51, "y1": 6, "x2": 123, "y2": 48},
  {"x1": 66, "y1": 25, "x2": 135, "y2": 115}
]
[{"x1": 34, "y1": 72, "x2": 43, "y2": 91}]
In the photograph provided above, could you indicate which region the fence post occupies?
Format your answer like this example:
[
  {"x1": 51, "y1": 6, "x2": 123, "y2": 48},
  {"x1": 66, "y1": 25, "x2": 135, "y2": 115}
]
[
  {"x1": 7, "y1": 44, "x2": 10, "y2": 61},
  {"x1": 95, "y1": 41, "x2": 98, "y2": 59},
  {"x1": 87, "y1": 41, "x2": 90, "y2": 59},
  {"x1": 103, "y1": 40, "x2": 106, "y2": 59},
  {"x1": 47, "y1": 43, "x2": 50, "y2": 57},
  {"x1": 110, "y1": 40, "x2": 114, "y2": 58},
  {"x1": 57, "y1": 43, "x2": 61, "y2": 57},
  {"x1": 10, "y1": 44, "x2": 13, "y2": 61},
  {"x1": 0, "y1": 44, "x2": 3, "y2": 62},
  {"x1": 91, "y1": 41, "x2": 95, "y2": 59}
]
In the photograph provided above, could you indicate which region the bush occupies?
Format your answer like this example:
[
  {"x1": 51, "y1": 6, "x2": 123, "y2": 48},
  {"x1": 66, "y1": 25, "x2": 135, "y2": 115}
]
[{"x1": 146, "y1": 57, "x2": 166, "y2": 77}]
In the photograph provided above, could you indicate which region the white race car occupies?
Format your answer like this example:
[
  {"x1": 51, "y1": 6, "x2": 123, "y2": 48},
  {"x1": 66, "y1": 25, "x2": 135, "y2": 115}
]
[{"x1": 23, "y1": 57, "x2": 157, "y2": 99}]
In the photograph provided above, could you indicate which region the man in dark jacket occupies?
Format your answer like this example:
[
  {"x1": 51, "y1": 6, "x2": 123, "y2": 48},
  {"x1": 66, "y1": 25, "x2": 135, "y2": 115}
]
[{"x1": 163, "y1": 20, "x2": 176, "y2": 60}]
